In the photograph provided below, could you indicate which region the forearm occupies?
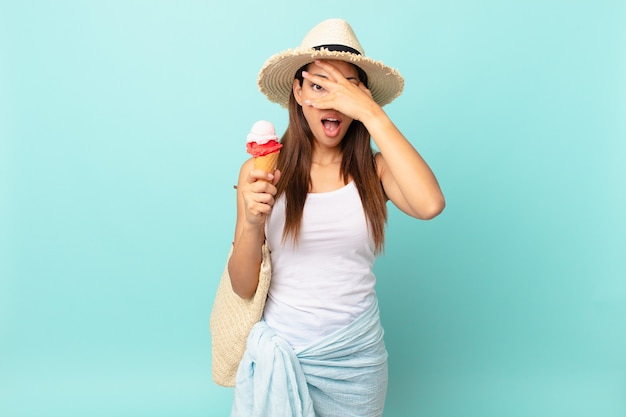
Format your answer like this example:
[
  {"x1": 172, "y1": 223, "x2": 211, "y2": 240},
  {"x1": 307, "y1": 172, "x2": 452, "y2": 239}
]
[{"x1": 228, "y1": 223, "x2": 265, "y2": 299}]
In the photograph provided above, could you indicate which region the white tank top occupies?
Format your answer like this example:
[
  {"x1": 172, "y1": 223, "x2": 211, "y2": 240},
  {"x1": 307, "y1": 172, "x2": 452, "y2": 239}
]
[{"x1": 264, "y1": 181, "x2": 377, "y2": 352}]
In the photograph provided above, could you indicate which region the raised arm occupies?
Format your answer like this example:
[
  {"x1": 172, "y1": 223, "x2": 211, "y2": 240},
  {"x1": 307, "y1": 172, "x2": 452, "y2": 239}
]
[{"x1": 301, "y1": 60, "x2": 445, "y2": 219}]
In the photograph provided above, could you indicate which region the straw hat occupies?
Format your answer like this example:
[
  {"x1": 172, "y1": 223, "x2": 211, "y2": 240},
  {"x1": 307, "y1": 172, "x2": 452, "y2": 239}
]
[{"x1": 257, "y1": 18, "x2": 404, "y2": 108}]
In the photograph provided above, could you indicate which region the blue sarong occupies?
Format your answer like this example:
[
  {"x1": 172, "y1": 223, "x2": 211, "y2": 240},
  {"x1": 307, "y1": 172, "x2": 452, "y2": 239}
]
[{"x1": 230, "y1": 298, "x2": 388, "y2": 417}]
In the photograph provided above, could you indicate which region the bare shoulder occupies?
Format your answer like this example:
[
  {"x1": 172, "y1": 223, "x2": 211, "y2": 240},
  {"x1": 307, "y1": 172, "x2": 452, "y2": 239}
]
[
  {"x1": 237, "y1": 157, "x2": 255, "y2": 179},
  {"x1": 240, "y1": 157, "x2": 254, "y2": 171}
]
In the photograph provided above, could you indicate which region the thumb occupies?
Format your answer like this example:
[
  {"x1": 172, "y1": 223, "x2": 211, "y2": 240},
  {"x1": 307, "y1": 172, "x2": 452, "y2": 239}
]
[{"x1": 272, "y1": 169, "x2": 281, "y2": 186}]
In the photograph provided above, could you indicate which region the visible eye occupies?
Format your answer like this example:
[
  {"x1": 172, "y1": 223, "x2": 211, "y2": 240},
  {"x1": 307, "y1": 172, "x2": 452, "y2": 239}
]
[{"x1": 311, "y1": 83, "x2": 324, "y2": 92}]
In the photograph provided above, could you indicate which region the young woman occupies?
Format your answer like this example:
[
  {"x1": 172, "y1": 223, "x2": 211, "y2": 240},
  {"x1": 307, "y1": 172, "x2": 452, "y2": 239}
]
[{"x1": 228, "y1": 18, "x2": 445, "y2": 417}]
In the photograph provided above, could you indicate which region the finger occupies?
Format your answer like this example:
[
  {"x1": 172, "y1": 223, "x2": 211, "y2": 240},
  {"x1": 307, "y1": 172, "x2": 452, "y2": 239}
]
[
  {"x1": 313, "y1": 60, "x2": 345, "y2": 81},
  {"x1": 243, "y1": 190, "x2": 275, "y2": 217},
  {"x1": 358, "y1": 82, "x2": 373, "y2": 98},
  {"x1": 252, "y1": 191, "x2": 275, "y2": 207},
  {"x1": 304, "y1": 97, "x2": 332, "y2": 110},
  {"x1": 272, "y1": 169, "x2": 281, "y2": 186},
  {"x1": 245, "y1": 200, "x2": 272, "y2": 219},
  {"x1": 247, "y1": 168, "x2": 275, "y2": 184}
]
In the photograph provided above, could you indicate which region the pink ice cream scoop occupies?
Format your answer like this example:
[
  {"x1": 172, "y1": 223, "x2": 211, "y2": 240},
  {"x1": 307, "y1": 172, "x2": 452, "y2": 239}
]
[
  {"x1": 246, "y1": 120, "x2": 283, "y2": 157},
  {"x1": 246, "y1": 121, "x2": 282, "y2": 178}
]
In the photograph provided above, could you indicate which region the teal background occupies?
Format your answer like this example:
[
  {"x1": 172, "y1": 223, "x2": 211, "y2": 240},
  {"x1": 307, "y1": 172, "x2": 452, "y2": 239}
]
[{"x1": 1, "y1": 1, "x2": 625, "y2": 416}]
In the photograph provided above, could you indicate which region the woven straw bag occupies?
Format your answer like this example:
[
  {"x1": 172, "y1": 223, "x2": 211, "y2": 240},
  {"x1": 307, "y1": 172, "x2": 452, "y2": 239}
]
[{"x1": 209, "y1": 242, "x2": 271, "y2": 387}]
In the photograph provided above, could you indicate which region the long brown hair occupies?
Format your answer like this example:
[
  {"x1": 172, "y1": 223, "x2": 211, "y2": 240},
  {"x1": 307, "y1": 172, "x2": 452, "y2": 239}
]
[{"x1": 275, "y1": 63, "x2": 387, "y2": 253}]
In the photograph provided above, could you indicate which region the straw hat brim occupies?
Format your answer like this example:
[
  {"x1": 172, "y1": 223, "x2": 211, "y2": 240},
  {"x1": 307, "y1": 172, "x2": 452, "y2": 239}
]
[{"x1": 257, "y1": 47, "x2": 404, "y2": 108}]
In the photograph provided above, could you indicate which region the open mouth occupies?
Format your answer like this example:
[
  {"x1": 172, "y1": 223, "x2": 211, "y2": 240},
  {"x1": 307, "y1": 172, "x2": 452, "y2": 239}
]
[{"x1": 321, "y1": 117, "x2": 341, "y2": 137}]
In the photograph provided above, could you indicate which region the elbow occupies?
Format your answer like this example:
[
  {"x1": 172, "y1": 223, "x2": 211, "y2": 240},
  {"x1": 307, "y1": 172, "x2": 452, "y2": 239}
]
[
  {"x1": 232, "y1": 285, "x2": 256, "y2": 300},
  {"x1": 227, "y1": 262, "x2": 258, "y2": 300},
  {"x1": 418, "y1": 195, "x2": 445, "y2": 220},
  {"x1": 229, "y1": 275, "x2": 257, "y2": 300}
]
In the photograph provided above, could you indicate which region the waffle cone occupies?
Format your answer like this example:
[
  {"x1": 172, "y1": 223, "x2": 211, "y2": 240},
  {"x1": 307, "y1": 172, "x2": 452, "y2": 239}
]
[{"x1": 253, "y1": 152, "x2": 280, "y2": 177}]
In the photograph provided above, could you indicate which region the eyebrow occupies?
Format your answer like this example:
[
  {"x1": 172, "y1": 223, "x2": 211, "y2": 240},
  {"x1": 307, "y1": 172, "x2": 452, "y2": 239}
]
[{"x1": 313, "y1": 73, "x2": 359, "y2": 82}]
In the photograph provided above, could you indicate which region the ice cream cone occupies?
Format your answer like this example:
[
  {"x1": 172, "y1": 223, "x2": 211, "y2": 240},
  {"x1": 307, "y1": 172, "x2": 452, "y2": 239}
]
[
  {"x1": 247, "y1": 120, "x2": 282, "y2": 182},
  {"x1": 254, "y1": 152, "x2": 280, "y2": 181}
]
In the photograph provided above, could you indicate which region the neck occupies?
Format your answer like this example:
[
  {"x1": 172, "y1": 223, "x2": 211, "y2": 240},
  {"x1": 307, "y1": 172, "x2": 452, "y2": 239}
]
[
  {"x1": 312, "y1": 158, "x2": 341, "y2": 166},
  {"x1": 311, "y1": 150, "x2": 342, "y2": 166}
]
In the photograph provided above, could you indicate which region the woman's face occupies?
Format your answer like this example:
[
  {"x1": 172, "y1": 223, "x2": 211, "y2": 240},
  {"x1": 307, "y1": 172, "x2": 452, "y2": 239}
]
[{"x1": 292, "y1": 60, "x2": 361, "y2": 149}]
